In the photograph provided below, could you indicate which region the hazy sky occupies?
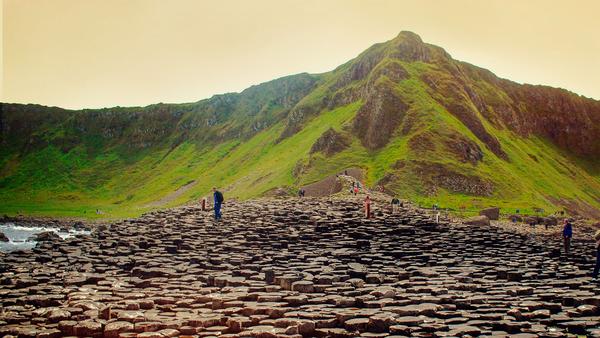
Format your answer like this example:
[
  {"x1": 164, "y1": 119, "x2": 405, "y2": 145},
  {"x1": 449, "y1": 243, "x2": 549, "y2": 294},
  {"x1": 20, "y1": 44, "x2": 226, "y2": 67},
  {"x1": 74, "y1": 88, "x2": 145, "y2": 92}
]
[{"x1": 2, "y1": 0, "x2": 600, "y2": 109}]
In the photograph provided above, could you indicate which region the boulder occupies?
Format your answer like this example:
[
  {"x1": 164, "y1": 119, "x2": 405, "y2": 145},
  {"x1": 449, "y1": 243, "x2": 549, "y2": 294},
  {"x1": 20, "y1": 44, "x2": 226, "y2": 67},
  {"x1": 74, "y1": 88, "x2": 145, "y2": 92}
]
[
  {"x1": 297, "y1": 320, "x2": 316, "y2": 335},
  {"x1": 479, "y1": 207, "x2": 500, "y2": 220},
  {"x1": 31, "y1": 231, "x2": 61, "y2": 242},
  {"x1": 0, "y1": 232, "x2": 8, "y2": 242},
  {"x1": 464, "y1": 215, "x2": 490, "y2": 226}
]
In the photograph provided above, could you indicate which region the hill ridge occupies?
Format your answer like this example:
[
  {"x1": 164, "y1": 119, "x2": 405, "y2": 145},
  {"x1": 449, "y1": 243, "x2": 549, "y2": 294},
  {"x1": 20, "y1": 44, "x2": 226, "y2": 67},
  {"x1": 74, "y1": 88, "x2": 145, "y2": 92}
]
[{"x1": 1, "y1": 31, "x2": 599, "y2": 219}]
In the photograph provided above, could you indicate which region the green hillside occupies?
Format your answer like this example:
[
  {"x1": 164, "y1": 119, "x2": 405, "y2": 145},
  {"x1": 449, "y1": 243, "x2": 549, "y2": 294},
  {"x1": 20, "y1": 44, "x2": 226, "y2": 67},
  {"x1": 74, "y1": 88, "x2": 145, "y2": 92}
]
[{"x1": 1, "y1": 32, "x2": 599, "y2": 219}]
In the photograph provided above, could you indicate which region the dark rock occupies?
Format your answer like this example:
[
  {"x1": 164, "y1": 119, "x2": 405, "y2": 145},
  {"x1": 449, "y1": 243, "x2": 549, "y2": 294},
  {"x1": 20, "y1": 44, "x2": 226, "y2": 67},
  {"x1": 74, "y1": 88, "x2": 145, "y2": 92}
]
[
  {"x1": 310, "y1": 128, "x2": 351, "y2": 156},
  {"x1": 479, "y1": 207, "x2": 500, "y2": 220},
  {"x1": 30, "y1": 231, "x2": 61, "y2": 242}
]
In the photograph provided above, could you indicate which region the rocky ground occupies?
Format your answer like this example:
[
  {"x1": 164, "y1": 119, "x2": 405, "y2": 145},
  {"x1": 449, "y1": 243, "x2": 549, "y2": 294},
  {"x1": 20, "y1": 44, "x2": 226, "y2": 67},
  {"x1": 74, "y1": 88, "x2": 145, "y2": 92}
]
[{"x1": 1, "y1": 197, "x2": 599, "y2": 338}]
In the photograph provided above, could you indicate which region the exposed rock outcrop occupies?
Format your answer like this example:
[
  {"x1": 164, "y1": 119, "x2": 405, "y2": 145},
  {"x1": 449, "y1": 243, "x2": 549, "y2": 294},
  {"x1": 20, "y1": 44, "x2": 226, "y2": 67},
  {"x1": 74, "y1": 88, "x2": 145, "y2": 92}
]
[
  {"x1": 353, "y1": 83, "x2": 409, "y2": 149},
  {"x1": 310, "y1": 128, "x2": 350, "y2": 156},
  {"x1": 480, "y1": 207, "x2": 500, "y2": 220},
  {"x1": 414, "y1": 161, "x2": 494, "y2": 196},
  {"x1": 446, "y1": 133, "x2": 484, "y2": 164},
  {"x1": 443, "y1": 102, "x2": 507, "y2": 159}
]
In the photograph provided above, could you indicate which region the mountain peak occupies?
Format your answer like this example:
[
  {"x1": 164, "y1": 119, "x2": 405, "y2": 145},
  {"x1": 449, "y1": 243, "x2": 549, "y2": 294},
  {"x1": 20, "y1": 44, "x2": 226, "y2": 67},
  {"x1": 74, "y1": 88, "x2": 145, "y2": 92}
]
[
  {"x1": 384, "y1": 30, "x2": 432, "y2": 63},
  {"x1": 393, "y1": 30, "x2": 423, "y2": 43}
]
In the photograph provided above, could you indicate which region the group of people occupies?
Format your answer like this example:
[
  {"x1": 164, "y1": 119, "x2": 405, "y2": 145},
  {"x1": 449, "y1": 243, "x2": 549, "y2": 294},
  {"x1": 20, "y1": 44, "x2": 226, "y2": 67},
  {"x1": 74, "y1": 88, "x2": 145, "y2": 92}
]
[
  {"x1": 350, "y1": 182, "x2": 361, "y2": 195},
  {"x1": 362, "y1": 195, "x2": 404, "y2": 218}
]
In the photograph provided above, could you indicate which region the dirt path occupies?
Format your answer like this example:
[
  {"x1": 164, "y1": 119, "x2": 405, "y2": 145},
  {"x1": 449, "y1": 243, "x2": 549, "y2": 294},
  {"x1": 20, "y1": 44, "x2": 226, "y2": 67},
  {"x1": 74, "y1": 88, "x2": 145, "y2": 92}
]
[
  {"x1": 301, "y1": 168, "x2": 363, "y2": 197},
  {"x1": 143, "y1": 180, "x2": 197, "y2": 208}
]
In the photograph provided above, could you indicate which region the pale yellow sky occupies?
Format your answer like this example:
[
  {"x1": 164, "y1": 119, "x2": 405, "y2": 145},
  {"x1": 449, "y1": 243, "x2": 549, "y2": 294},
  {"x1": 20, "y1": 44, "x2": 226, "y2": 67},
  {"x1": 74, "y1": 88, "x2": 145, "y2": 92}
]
[{"x1": 2, "y1": 0, "x2": 599, "y2": 109}]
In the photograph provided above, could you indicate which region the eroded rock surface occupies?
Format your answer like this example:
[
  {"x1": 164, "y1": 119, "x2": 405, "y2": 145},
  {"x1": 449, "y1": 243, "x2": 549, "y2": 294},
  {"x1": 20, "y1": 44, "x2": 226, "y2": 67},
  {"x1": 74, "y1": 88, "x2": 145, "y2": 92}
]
[{"x1": 1, "y1": 197, "x2": 599, "y2": 337}]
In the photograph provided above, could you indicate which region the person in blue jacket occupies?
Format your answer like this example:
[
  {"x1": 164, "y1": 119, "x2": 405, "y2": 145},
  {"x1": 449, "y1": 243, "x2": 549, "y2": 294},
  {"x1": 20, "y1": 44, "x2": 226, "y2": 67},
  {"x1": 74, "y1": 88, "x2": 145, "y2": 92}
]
[
  {"x1": 562, "y1": 219, "x2": 573, "y2": 254},
  {"x1": 213, "y1": 187, "x2": 224, "y2": 221},
  {"x1": 592, "y1": 230, "x2": 600, "y2": 280}
]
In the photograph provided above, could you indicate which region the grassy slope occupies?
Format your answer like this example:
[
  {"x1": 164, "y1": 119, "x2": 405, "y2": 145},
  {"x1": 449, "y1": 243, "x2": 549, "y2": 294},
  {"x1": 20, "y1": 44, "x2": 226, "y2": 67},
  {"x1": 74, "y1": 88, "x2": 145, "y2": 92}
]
[
  {"x1": 1, "y1": 52, "x2": 599, "y2": 219},
  {"x1": 303, "y1": 60, "x2": 600, "y2": 216},
  {"x1": 0, "y1": 102, "x2": 361, "y2": 219}
]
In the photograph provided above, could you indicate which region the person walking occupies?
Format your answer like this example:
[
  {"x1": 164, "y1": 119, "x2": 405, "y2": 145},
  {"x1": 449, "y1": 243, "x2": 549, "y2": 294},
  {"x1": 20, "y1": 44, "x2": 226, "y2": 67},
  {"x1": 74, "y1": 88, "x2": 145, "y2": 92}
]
[
  {"x1": 212, "y1": 187, "x2": 224, "y2": 221},
  {"x1": 364, "y1": 195, "x2": 371, "y2": 219},
  {"x1": 593, "y1": 230, "x2": 600, "y2": 280},
  {"x1": 562, "y1": 219, "x2": 573, "y2": 254},
  {"x1": 391, "y1": 197, "x2": 400, "y2": 214}
]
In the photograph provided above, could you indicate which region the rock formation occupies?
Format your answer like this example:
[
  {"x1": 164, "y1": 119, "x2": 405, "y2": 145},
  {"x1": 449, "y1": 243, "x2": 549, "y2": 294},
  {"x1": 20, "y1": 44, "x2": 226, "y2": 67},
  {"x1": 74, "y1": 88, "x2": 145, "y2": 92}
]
[{"x1": 1, "y1": 197, "x2": 599, "y2": 337}]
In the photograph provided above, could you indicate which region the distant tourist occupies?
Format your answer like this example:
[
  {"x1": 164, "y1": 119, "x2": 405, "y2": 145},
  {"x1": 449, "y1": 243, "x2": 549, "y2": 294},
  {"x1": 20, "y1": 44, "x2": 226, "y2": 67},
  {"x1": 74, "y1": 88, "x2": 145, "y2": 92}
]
[
  {"x1": 592, "y1": 230, "x2": 600, "y2": 280},
  {"x1": 562, "y1": 219, "x2": 573, "y2": 254},
  {"x1": 344, "y1": 170, "x2": 348, "y2": 175},
  {"x1": 298, "y1": 189, "x2": 305, "y2": 197},
  {"x1": 213, "y1": 187, "x2": 224, "y2": 221},
  {"x1": 391, "y1": 197, "x2": 400, "y2": 214},
  {"x1": 364, "y1": 195, "x2": 371, "y2": 219},
  {"x1": 353, "y1": 185, "x2": 359, "y2": 195}
]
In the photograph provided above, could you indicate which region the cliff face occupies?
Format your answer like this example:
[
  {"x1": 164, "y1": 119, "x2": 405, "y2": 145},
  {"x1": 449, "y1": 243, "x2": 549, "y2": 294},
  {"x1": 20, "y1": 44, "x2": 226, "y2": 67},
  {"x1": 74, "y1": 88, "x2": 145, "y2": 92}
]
[
  {"x1": 1, "y1": 73, "x2": 318, "y2": 154},
  {"x1": 499, "y1": 83, "x2": 600, "y2": 157},
  {"x1": 1, "y1": 31, "x2": 599, "y2": 218}
]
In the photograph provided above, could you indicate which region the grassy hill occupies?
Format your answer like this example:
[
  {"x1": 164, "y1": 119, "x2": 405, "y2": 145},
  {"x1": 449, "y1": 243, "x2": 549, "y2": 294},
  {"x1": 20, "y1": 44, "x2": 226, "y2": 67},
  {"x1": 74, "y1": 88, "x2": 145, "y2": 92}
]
[{"x1": 2, "y1": 32, "x2": 599, "y2": 219}]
